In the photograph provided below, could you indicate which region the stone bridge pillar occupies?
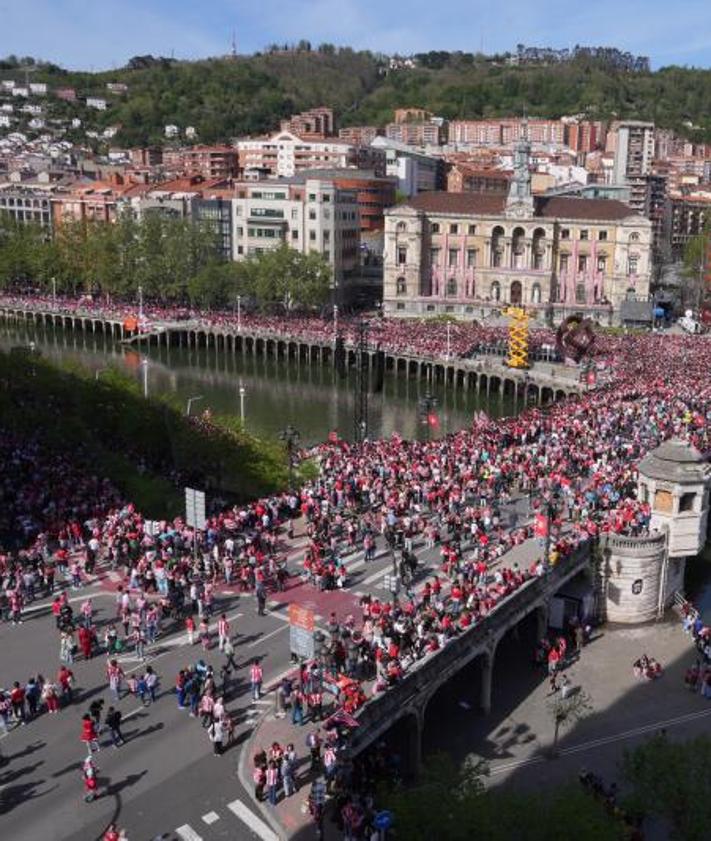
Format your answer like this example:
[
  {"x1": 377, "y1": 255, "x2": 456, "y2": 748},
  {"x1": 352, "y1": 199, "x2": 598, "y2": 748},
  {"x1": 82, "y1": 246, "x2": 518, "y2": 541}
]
[{"x1": 480, "y1": 635, "x2": 501, "y2": 715}]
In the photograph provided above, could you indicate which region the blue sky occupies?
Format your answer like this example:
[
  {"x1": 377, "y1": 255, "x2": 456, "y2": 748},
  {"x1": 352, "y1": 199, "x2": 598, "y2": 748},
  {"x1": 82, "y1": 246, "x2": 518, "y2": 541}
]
[{"x1": 1, "y1": 0, "x2": 710, "y2": 70}]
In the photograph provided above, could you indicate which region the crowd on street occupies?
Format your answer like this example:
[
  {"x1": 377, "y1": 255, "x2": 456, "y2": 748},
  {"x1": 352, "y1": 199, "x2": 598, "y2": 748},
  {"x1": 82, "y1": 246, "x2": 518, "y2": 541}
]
[{"x1": 1, "y1": 292, "x2": 711, "y2": 838}]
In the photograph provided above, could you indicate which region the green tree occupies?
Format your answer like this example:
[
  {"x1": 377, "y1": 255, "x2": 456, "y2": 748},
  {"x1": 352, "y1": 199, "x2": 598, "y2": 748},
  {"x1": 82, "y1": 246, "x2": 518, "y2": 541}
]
[
  {"x1": 240, "y1": 245, "x2": 332, "y2": 310},
  {"x1": 547, "y1": 688, "x2": 593, "y2": 756},
  {"x1": 681, "y1": 226, "x2": 710, "y2": 312},
  {"x1": 622, "y1": 733, "x2": 711, "y2": 841}
]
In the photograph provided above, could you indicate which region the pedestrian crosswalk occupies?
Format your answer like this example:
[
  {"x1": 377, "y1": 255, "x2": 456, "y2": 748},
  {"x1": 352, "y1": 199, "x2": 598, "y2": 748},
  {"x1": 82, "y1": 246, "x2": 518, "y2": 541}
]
[{"x1": 172, "y1": 798, "x2": 279, "y2": 841}]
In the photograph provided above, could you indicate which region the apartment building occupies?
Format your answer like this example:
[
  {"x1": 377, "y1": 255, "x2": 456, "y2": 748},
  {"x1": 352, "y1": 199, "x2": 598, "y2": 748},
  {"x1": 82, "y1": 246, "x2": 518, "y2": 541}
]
[
  {"x1": 370, "y1": 137, "x2": 443, "y2": 197},
  {"x1": 449, "y1": 119, "x2": 566, "y2": 147},
  {"x1": 231, "y1": 176, "x2": 360, "y2": 299},
  {"x1": 279, "y1": 107, "x2": 334, "y2": 139},
  {"x1": 237, "y1": 130, "x2": 385, "y2": 178},
  {"x1": 665, "y1": 190, "x2": 711, "y2": 259},
  {"x1": 611, "y1": 121, "x2": 655, "y2": 213},
  {"x1": 162, "y1": 145, "x2": 240, "y2": 180},
  {"x1": 338, "y1": 126, "x2": 381, "y2": 146},
  {"x1": 0, "y1": 181, "x2": 57, "y2": 227},
  {"x1": 447, "y1": 164, "x2": 511, "y2": 194},
  {"x1": 385, "y1": 119, "x2": 445, "y2": 147}
]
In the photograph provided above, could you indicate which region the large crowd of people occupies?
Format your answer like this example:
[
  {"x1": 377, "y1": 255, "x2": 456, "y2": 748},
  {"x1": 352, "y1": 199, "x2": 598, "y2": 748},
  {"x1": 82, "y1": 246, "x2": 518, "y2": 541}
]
[{"x1": 1, "y1": 292, "x2": 711, "y2": 837}]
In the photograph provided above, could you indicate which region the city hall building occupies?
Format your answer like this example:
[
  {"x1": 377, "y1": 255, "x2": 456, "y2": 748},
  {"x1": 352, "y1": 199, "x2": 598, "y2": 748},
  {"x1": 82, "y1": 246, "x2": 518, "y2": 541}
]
[{"x1": 383, "y1": 134, "x2": 652, "y2": 324}]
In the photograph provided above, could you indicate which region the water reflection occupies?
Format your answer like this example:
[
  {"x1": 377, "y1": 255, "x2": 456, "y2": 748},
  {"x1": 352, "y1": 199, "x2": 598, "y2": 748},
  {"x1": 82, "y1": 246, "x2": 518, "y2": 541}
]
[{"x1": 0, "y1": 322, "x2": 519, "y2": 444}]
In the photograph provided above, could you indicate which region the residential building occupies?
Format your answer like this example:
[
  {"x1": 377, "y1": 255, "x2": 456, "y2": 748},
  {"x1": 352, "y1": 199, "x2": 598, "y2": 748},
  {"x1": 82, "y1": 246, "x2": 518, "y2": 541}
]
[
  {"x1": 383, "y1": 132, "x2": 651, "y2": 324},
  {"x1": 338, "y1": 126, "x2": 381, "y2": 146},
  {"x1": 665, "y1": 190, "x2": 711, "y2": 259},
  {"x1": 28, "y1": 82, "x2": 47, "y2": 96},
  {"x1": 371, "y1": 137, "x2": 443, "y2": 197},
  {"x1": 231, "y1": 176, "x2": 360, "y2": 300},
  {"x1": 193, "y1": 190, "x2": 234, "y2": 259},
  {"x1": 130, "y1": 147, "x2": 163, "y2": 168},
  {"x1": 385, "y1": 119, "x2": 445, "y2": 147},
  {"x1": 55, "y1": 88, "x2": 77, "y2": 102},
  {"x1": 51, "y1": 174, "x2": 150, "y2": 225},
  {"x1": 0, "y1": 181, "x2": 57, "y2": 227},
  {"x1": 298, "y1": 169, "x2": 396, "y2": 234},
  {"x1": 237, "y1": 130, "x2": 385, "y2": 178},
  {"x1": 611, "y1": 121, "x2": 655, "y2": 212},
  {"x1": 279, "y1": 107, "x2": 334, "y2": 139},
  {"x1": 447, "y1": 164, "x2": 510, "y2": 194},
  {"x1": 164, "y1": 124, "x2": 179, "y2": 138},
  {"x1": 86, "y1": 98, "x2": 108, "y2": 110},
  {"x1": 12, "y1": 87, "x2": 29, "y2": 98},
  {"x1": 106, "y1": 82, "x2": 128, "y2": 94},
  {"x1": 449, "y1": 119, "x2": 565, "y2": 147},
  {"x1": 162, "y1": 145, "x2": 240, "y2": 180},
  {"x1": 564, "y1": 119, "x2": 607, "y2": 153}
]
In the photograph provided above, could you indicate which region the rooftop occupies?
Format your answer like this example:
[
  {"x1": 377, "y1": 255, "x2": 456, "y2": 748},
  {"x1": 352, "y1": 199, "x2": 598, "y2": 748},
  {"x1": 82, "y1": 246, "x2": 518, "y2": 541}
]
[
  {"x1": 638, "y1": 439, "x2": 709, "y2": 483},
  {"x1": 395, "y1": 191, "x2": 640, "y2": 221}
]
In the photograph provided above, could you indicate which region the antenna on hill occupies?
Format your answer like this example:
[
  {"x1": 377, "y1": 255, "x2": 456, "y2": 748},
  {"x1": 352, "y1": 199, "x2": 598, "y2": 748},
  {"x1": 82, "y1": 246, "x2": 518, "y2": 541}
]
[{"x1": 231, "y1": 30, "x2": 237, "y2": 59}]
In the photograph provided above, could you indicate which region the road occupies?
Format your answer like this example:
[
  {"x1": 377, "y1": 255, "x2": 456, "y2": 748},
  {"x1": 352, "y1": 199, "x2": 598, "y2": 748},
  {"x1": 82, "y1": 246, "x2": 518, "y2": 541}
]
[{"x1": 0, "y1": 497, "x2": 533, "y2": 841}]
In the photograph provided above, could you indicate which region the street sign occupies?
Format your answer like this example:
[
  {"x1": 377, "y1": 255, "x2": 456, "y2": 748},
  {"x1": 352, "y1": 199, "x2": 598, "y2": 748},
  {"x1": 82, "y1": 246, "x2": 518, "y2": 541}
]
[
  {"x1": 289, "y1": 604, "x2": 315, "y2": 660},
  {"x1": 184, "y1": 487, "x2": 206, "y2": 530},
  {"x1": 383, "y1": 573, "x2": 400, "y2": 594}
]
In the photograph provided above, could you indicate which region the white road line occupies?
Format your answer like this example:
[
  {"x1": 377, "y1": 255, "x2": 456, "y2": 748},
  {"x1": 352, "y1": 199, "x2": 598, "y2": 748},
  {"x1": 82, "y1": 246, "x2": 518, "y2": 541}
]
[
  {"x1": 201, "y1": 811, "x2": 220, "y2": 825},
  {"x1": 227, "y1": 799, "x2": 280, "y2": 841},
  {"x1": 247, "y1": 624, "x2": 288, "y2": 647},
  {"x1": 253, "y1": 698, "x2": 272, "y2": 706},
  {"x1": 175, "y1": 824, "x2": 203, "y2": 841},
  {"x1": 488, "y1": 706, "x2": 711, "y2": 776}
]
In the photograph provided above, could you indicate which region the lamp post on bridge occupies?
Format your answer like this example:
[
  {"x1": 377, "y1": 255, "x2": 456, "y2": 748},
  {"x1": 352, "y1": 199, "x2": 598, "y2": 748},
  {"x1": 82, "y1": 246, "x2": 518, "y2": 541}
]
[{"x1": 186, "y1": 395, "x2": 204, "y2": 416}]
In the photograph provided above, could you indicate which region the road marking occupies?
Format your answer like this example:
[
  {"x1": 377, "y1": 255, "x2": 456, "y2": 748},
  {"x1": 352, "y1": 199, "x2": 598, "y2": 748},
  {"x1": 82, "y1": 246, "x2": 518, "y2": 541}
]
[
  {"x1": 227, "y1": 799, "x2": 280, "y2": 841},
  {"x1": 488, "y1": 706, "x2": 711, "y2": 776},
  {"x1": 247, "y1": 624, "x2": 288, "y2": 647},
  {"x1": 201, "y1": 811, "x2": 220, "y2": 825},
  {"x1": 253, "y1": 698, "x2": 272, "y2": 706},
  {"x1": 175, "y1": 825, "x2": 203, "y2": 841}
]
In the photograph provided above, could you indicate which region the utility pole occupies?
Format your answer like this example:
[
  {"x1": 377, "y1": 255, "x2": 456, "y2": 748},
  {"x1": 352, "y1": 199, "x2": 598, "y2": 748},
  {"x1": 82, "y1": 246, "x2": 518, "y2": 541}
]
[
  {"x1": 140, "y1": 358, "x2": 149, "y2": 398},
  {"x1": 353, "y1": 319, "x2": 369, "y2": 443},
  {"x1": 333, "y1": 304, "x2": 338, "y2": 341},
  {"x1": 446, "y1": 321, "x2": 451, "y2": 360},
  {"x1": 237, "y1": 295, "x2": 242, "y2": 332},
  {"x1": 138, "y1": 285, "x2": 144, "y2": 321},
  {"x1": 239, "y1": 383, "x2": 246, "y2": 426}
]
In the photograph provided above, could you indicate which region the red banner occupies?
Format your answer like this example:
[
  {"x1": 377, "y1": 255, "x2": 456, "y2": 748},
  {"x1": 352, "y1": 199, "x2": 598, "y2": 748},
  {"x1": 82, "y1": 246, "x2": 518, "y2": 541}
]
[{"x1": 534, "y1": 513, "x2": 549, "y2": 538}]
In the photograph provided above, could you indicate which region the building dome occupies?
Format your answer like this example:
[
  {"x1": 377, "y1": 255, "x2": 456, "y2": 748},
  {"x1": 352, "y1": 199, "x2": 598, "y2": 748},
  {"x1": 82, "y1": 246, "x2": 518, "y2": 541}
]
[{"x1": 637, "y1": 439, "x2": 707, "y2": 483}]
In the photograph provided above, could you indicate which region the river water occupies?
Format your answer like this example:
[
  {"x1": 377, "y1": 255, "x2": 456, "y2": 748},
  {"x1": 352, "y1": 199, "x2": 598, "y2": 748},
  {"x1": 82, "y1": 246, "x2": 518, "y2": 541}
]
[{"x1": 0, "y1": 321, "x2": 517, "y2": 445}]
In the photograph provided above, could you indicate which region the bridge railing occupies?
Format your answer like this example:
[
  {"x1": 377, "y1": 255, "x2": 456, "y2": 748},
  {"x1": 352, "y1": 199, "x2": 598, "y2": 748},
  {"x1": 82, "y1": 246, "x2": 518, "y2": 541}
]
[{"x1": 346, "y1": 542, "x2": 591, "y2": 754}]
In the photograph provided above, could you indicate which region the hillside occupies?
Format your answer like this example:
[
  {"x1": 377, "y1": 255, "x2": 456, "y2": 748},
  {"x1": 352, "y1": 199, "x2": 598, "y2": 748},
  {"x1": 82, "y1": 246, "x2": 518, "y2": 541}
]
[{"x1": 3, "y1": 48, "x2": 711, "y2": 145}]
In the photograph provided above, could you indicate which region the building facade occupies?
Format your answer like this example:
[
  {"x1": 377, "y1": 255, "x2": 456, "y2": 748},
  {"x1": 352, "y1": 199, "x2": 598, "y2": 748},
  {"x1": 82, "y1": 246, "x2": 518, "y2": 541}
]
[
  {"x1": 231, "y1": 177, "x2": 360, "y2": 300},
  {"x1": 163, "y1": 146, "x2": 240, "y2": 180},
  {"x1": 383, "y1": 136, "x2": 652, "y2": 323},
  {"x1": 237, "y1": 131, "x2": 385, "y2": 178},
  {"x1": 0, "y1": 182, "x2": 56, "y2": 227}
]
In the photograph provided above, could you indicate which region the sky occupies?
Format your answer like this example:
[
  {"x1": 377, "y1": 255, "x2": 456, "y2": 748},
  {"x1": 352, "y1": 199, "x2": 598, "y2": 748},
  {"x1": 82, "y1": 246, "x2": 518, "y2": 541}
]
[{"x1": 1, "y1": 0, "x2": 710, "y2": 71}]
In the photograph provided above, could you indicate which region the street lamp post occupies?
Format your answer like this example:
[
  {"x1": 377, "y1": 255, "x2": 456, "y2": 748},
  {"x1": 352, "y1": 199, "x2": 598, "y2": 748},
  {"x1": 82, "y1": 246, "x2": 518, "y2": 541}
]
[
  {"x1": 140, "y1": 357, "x2": 149, "y2": 398},
  {"x1": 446, "y1": 321, "x2": 451, "y2": 360},
  {"x1": 186, "y1": 395, "x2": 204, "y2": 416},
  {"x1": 95, "y1": 367, "x2": 108, "y2": 381},
  {"x1": 51, "y1": 276, "x2": 57, "y2": 306},
  {"x1": 279, "y1": 424, "x2": 301, "y2": 491},
  {"x1": 333, "y1": 304, "x2": 338, "y2": 340},
  {"x1": 238, "y1": 383, "x2": 246, "y2": 427},
  {"x1": 237, "y1": 295, "x2": 242, "y2": 333},
  {"x1": 138, "y1": 285, "x2": 144, "y2": 321}
]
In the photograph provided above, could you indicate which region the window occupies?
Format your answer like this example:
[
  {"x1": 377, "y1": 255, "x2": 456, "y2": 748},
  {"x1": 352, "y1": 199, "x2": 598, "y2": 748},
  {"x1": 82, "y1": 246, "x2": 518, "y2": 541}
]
[
  {"x1": 467, "y1": 224, "x2": 476, "y2": 235},
  {"x1": 396, "y1": 221, "x2": 407, "y2": 233},
  {"x1": 559, "y1": 254, "x2": 569, "y2": 272},
  {"x1": 431, "y1": 222, "x2": 440, "y2": 234},
  {"x1": 598, "y1": 230, "x2": 608, "y2": 241},
  {"x1": 579, "y1": 229, "x2": 589, "y2": 240},
  {"x1": 560, "y1": 228, "x2": 570, "y2": 240},
  {"x1": 654, "y1": 489, "x2": 673, "y2": 512},
  {"x1": 323, "y1": 231, "x2": 330, "y2": 243},
  {"x1": 680, "y1": 492, "x2": 696, "y2": 513},
  {"x1": 575, "y1": 283, "x2": 586, "y2": 303},
  {"x1": 449, "y1": 223, "x2": 459, "y2": 235},
  {"x1": 629, "y1": 231, "x2": 640, "y2": 242},
  {"x1": 308, "y1": 193, "x2": 317, "y2": 202},
  {"x1": 397, "y1": 303, "x2": 405, "y2": 310},
  {"x1": 631, "y1": 579, "x2": 643, "y2": 595},
  {"x1": 578, "y1": 255, "x2": 588, "y2": 273},
  {"x1": 309, "y1": 231, "x2": 316, "y2": 242},
  {"x1": 466, "y1": 248, "x2": 477, "y2": 268},
  {"x1": 292, "y1": 230, "x2": 298, "y2": 240},
  {"x1": 628, "y1": 255, "x2": 639, "y2": 275},
  {"x1": 446, "y1": 278, "x2": 457, "y2": 297},
  {"x1": 448, "y1": 248, "x2": 458, "y2": 267},
  {"x1": 531, "y1": 283, "x2": 542, "y2": 304},
  {"x1": 236, "y1": 227, "x2": 243, "y2": 236},
  {"x1": 323, "y1": 194, "x2": 330, "y2": 203},
  {"x1": 426, "y1": 304, "x2": 435, "y2": 312},
  {"x1": 491, "y1": 281, "x2": 501, "y2": 302},
  {"x1": 291, "y1": 209, "x2": 298, "y2": 219},
  {"x1": 431, "y1": 247, "x2": 441, "y2": 265},
  {"x1": 397, "y1": 246, "x2": 407, "y2": 265},
  {"x1": 309, "y1": 210, "x2": 316, "y2": 220},
  {"x1": 597, "y1": 256, "x2": 607, "y2": 273},
  {"x1": 396, "y1": 277, "x2": 407, "y2": 296}
]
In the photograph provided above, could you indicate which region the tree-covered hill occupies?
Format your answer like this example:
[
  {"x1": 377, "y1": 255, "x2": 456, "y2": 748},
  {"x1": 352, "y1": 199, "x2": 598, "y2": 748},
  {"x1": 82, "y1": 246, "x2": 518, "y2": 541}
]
[{"x1": 2, "y1": 47, "x2": 711, "y2": 145}]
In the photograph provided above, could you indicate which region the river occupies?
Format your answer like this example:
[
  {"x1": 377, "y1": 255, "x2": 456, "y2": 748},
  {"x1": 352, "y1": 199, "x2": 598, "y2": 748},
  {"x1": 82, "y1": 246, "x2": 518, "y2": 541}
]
[{"x1": 0, "y1": 320, "x2": 518, "y2": 445}]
